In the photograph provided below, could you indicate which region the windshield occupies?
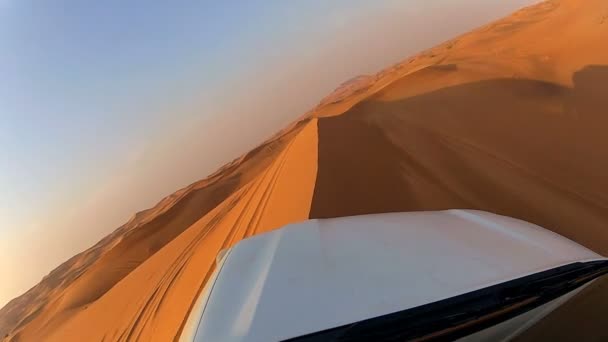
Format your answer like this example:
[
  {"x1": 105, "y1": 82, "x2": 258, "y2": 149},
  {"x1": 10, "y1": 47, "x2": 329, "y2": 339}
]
[{"x1": 286, "y1": 260, "x2": 608, "y2": 342}]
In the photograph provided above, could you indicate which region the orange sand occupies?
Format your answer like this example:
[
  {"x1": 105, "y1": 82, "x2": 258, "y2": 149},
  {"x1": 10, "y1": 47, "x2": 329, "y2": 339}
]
[{"x1": 2, "y1": 0, "x2": 608, "y2": 340}]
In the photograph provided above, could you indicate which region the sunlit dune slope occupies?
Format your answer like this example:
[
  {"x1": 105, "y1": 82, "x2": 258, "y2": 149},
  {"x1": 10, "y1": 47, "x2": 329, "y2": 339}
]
[
  {"x1": 2, "y1": 0, "x2": 608, "y2": 340},
  {"x1": 0, "y1": 119, "x2": 317, "y2": 341}
]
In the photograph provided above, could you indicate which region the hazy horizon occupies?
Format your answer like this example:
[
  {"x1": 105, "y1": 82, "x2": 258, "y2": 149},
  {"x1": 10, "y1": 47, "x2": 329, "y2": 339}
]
[{"x1": 0, "y1": 0, "x2": 537, "y2": 308}]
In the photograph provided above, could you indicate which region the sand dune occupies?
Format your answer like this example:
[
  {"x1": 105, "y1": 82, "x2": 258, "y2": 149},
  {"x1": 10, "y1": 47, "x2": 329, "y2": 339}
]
[
  {"x1": 3, "y1": 0, "x2": 608, "y2": 340},
  {"x1": 2, "y1": 119, "x2": 318, "y2": 341}
]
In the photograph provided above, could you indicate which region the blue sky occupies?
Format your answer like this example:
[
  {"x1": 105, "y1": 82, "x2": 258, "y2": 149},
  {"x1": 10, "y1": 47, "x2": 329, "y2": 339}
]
[{"x1": 0, "y1": 0, "x2": 536, "y2": 307}]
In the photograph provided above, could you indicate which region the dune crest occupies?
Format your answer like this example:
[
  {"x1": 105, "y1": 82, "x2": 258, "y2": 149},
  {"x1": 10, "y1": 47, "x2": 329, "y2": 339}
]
[{"x1": 3, "y1": 0, "x2": 608, "y2": 340}]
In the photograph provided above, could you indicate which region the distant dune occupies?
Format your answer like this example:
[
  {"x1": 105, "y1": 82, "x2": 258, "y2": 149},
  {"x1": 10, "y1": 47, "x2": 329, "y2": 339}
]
[{"x1": 2, "y1": 0, "x2": 608, "y2": 340}]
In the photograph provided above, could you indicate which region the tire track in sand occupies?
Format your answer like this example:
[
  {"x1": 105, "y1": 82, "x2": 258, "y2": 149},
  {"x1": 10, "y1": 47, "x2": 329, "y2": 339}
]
[{"x1": 111, "y1": 119, "x2": 318, "y2": 342}]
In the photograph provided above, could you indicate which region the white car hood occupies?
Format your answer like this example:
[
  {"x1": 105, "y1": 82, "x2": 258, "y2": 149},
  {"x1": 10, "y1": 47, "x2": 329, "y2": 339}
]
[{"x1": 190, "y1": 210, "x2": 603, "y2": 341}]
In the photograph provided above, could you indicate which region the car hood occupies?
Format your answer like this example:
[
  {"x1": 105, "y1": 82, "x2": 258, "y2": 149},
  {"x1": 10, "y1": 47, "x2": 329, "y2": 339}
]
[{"x1": 191, "y1": 210, "x2": 604, "y2": 341}]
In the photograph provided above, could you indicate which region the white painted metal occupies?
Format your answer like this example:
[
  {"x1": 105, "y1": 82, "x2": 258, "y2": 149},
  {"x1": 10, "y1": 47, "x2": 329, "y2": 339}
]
[
  {"x1": 182, "y1": 210, "x2": 605, "y2": 342},
  {"x1": 181, "y1": 247, "x2": 232, "y2": 341}
]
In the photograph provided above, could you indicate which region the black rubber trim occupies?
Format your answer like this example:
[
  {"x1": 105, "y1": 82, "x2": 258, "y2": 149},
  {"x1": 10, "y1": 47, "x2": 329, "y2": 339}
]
[{"x1": 284, "y1": 260, "x2": 608, "y2": 342}]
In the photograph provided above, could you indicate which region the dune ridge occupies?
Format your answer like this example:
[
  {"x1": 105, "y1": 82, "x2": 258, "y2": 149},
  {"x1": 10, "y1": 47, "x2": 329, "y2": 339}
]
[{"x1": 3, "y1": 0, "x2": 608, "y2": 340}]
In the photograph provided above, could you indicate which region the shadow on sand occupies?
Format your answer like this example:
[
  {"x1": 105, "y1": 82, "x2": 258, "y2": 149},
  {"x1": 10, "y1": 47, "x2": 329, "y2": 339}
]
[
  {"x1": 312, "y1": 64, "x2": 608, "y2": 253},
  {"x1": 311, "y1": 65, "x2": 608, "y2": 340}
]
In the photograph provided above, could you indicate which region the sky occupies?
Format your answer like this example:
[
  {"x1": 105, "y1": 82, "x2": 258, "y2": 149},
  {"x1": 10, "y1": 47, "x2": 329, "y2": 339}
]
[{"x1": 0, "y1": 0, "x2": 537, "y2": 308}]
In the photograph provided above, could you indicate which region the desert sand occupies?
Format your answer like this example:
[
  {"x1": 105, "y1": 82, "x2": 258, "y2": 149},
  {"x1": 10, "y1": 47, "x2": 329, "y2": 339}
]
[{"x1": 2, "y1": 0, "x2": 608, "y2": 340}]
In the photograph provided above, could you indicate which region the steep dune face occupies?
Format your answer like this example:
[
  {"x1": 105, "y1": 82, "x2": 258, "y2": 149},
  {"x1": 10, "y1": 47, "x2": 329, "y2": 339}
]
[
  {"x1": 310, "y1": 0, "x2": 608, "y2": 255},
  {"x1": 313, "y1": 72, "x2": 608, "y2": 253},
  {"x1": 3, "y1": 0, "x2": 608, "y2": 340}
]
